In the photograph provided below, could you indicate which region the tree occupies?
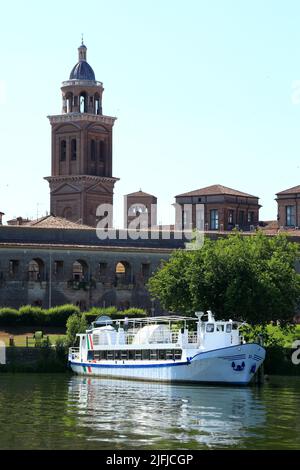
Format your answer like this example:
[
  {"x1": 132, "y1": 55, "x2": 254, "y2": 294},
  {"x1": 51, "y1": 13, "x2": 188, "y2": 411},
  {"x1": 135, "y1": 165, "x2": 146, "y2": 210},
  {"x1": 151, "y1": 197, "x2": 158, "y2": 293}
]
[
  {"x1": 66, "y1": 313, "x2": 88, "y2": 346},
  {"x1": 147, "y1": 233, "x2": 300, "y2": 324}
]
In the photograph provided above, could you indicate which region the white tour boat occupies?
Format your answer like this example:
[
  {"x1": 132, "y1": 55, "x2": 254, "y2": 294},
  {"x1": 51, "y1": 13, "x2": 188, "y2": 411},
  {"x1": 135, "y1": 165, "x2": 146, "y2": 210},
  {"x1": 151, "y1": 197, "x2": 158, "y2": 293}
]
[{"x1": 68, "y1": 311, "x2": 266, "y2": 385}]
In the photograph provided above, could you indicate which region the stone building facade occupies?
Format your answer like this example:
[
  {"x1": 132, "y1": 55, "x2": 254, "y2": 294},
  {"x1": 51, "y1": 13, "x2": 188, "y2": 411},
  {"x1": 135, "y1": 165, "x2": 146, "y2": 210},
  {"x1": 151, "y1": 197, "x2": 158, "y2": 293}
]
[
  {"x1": 45, "y1": 41, "x2": 119, "y2": 227},
  {"x1": 276, "y1": 185, "x2": 300, "y2": 229},
  {"x1": 0, "y1": 220, "x2": 186, "y2": 311},
  {"x1": 175, "y1": 184, "x2": 261, "y2": 232}
]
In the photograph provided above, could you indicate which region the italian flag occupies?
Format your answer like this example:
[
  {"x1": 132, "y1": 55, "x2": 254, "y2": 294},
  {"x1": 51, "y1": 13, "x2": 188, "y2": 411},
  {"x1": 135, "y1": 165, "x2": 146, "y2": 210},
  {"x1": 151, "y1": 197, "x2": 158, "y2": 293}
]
[{"x1": 86, "y1": 334, "x2": 94, "y2": 350}]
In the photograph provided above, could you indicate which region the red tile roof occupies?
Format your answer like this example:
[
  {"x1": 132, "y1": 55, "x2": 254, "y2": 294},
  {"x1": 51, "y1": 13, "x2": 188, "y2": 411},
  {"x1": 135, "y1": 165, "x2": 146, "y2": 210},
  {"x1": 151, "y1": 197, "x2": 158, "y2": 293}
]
[
  {"x1": 176, "y1": 184, "x2": 258, "y2": 198},
  {"x1": 28, "y1": 215, "x2": 93, "y2": 230},
  {"x1": 276, "y1": 185, "x2": 300, "y2": 195},
  {"x1": 125, "y1": 190, "x2": 156, "y2": 198}
]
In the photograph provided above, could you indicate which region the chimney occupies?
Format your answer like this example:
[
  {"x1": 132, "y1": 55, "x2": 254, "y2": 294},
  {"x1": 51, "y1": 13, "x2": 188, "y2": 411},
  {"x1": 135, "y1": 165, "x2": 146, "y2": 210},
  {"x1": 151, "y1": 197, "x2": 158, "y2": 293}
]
[{"x1": 0, "y1": 212, "x2": 4, "y2": 225}]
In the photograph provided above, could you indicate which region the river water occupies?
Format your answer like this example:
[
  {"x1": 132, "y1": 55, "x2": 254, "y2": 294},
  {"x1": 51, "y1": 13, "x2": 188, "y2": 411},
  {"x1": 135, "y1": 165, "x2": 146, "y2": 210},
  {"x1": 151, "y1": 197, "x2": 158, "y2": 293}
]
[{"x1": 0, "y1": 374, "x2": 299, "y2": 450}]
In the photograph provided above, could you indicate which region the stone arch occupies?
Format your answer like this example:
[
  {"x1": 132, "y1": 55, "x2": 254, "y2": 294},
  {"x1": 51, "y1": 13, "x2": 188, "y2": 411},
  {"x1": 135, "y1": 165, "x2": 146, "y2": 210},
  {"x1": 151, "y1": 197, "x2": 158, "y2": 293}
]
[
  {"x1": 72, "y1": 259, "x2": 89, "y2": 281},
  {"x1": 79, "y1": 92, "x2": 88, "y2": 113},
  {"x1": 28, "y1": 258, "x2": 45, "y2": 282},
  {"x1": 65, "y1": 92, "x2": 73, "y2": 113},
  {"x1": 115, "y1": 261, "x2": 132, "y2": 286}
]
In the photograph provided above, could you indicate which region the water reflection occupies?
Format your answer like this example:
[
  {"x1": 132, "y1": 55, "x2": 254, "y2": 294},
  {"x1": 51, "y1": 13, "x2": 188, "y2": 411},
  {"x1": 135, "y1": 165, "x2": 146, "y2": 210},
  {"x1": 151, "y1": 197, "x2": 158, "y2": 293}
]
[
  {"x1": 0, "y1": 374, "x2": 299, "y2": 449},
  {"x1": 68, "y1": 377, "x2": 266, "y2": 449}
]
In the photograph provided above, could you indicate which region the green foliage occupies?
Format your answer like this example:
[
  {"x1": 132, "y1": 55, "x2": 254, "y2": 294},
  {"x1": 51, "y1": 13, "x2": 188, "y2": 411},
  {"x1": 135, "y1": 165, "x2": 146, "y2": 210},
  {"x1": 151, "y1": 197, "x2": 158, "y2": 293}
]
[
  {"x1": 84, "y1": 307, "x2": 147, "y2": 323},
  {"x1": 66, "y1": 313, "x2": 88, "y2": 346},
  {"x1": 240, "y1": 323, "x2": 299, "y2": 347},
  {"x1": 18, "y1": 306, "x2": 44, "y2": 325},
  {"x1": 46, "y1": 304, "x2": 80, "y2": 326},
  {"x1": 0, "y1": 308, "x2": 19, "y2": 326},
  {"x1": 148, "y1": 233, "x2": 300, "y2": 324},
  {"x1": 0, "y1": 304, "x2": 147, "y2": 328}
]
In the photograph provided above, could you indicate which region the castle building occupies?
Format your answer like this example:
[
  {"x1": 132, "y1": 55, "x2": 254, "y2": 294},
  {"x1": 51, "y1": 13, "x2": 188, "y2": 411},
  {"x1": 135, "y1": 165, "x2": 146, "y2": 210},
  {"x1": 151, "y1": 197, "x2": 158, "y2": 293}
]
[
  {"x1": 175, "y1": 184, "x2": 261, "y2": 232},
  {"x1": 276, "y1": 185, "x2": 300, "y2": 228},
  {"x1": 124, "y1": 190, "x2": 157, "y2": 228},
  {"x1": 44, "y1": 41, "x2": 119, "y2": 227}
]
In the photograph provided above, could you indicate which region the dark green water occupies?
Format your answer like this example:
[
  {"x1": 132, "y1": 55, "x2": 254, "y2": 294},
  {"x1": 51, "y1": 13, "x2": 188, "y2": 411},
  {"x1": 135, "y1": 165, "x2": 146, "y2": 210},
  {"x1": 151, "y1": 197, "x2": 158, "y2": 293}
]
[{"x1": 0, "y1": 374, "x2": 299, "y2": 450}]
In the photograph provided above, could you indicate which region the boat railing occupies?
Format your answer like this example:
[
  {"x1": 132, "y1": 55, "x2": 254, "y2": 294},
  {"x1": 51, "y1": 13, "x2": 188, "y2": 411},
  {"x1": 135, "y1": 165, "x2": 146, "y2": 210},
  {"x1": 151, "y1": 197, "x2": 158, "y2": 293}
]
[
  {"x1": 188, "y1": 332, "x2": 198, "y2": 344},
  {"x1": 125, "y1": 331, "x2": 180, "y2": 345}
]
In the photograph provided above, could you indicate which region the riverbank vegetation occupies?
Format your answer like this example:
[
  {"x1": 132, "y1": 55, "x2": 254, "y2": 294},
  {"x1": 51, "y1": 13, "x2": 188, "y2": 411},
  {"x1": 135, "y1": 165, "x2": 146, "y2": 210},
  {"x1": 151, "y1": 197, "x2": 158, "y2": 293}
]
[
  {"x1": 0, "y1": 305, "x2": 147, "y2": 328},
  {"x1": 148, "y1": 232, "x2": 300, "y2": 325}
]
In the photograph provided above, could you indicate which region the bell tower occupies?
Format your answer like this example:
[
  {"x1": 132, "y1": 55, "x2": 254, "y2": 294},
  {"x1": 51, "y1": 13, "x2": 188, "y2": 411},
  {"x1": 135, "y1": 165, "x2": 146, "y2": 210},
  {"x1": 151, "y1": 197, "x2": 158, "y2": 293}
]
[{"x1": 45, "y1": 41, "x2": 119, "y2": 226}]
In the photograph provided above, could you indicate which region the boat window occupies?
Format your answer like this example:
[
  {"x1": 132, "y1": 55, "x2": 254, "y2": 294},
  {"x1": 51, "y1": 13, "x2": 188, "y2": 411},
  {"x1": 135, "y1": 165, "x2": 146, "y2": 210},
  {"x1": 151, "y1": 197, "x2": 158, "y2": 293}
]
[
  {"x1": 206, "y1": 323, "x2": 215, "y2": 333},
  {"x1": 129, "y1": 350, "x2": 135, "y2": 360},
  {"x1": 174, "y1": 349, "x2": 182, "y2": 360},
  {"x1": 226, "y1": 324, "x2": 232, "y2": 333},
  {"x1": 150, "y1": 350, "x2": 158, "y2": 360},
  {"x1": 159, "y1": 350, "x2": 167, "y2": 360},
  {"x1": 142, "y1": 350, "x2": 150, "y2": 360},
  {"x1": 114, "y1": 351, "x2": 121, "y2": 360},
  {"x1": 216, "y1": 324, "x2": 224, "y2": 332}
]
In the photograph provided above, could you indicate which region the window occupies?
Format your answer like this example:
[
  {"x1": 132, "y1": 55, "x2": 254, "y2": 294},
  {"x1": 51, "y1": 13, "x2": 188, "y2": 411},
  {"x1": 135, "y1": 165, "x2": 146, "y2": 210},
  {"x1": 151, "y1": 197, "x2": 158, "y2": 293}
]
[
  {"x1": 206, "y1": 323, "x2": 215, "y2": 333},
  {"x1": 248, "y1": 211, "x2": 255, "y2": 224},
  {"x1": 226, "y1": 324, "x2": 232, "y2": 333},
  {"x1": 9, "y1": 260, "x2": 19, "y2": 277},
  {"x1": 54, "y1": 261, "x2": 64, "y2": 278},
  {"x1": 286, "y1": 206, "x2": 296, "y2": 226},
  {"x1": 60, "y1": 140, "x2": 66, "y2": 161},
  {"x1": 239, "y1": 210, "x2": 245, "y2": 226},
  {"x1": 216, "y1": 324, "x2": 224, "y2": 332},
  {"x1": 228, "y1": 210, "x2": 234, "y2": 225},
  {"x1": 99, "y1": 262, "x2": 108, "y2": 277},
  {"x1": 91, "y1": 140, "x2": 96, "y2": 161},
  {"x1": 99, "y1": 141, "x2": 105, "y2": 161},
  {"x1": 71, "y1": 139, "x2": 77, "y2": 161},
  {"x1": 210, "y1": 210, "x2": 219, "y2": 230},
  {"x1": 141, "y1": 263, "x2": 150, "y2": 280}
]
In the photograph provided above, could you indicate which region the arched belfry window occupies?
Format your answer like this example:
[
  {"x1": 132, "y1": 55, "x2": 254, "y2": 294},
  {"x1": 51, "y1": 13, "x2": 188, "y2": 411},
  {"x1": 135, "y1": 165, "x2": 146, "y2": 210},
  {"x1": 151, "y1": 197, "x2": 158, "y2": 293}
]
[
  {"x1": 80, "y1": 92, "x2": 87, "y2": 113},
  {"x1": 95, "y1": 93, "x2": 100, "y2": 115},
  {"x1": 91, "y1": 140, "x2": 96, "y2": 161},
  {"x1": 66, "y1": 93, "x2": 73, "y2": 113},
  {"x1": 60, "y1": 140, "x2": 67, "y2": 161},
  {"x1": 71, "y1": 139, "x2": 77, "y2": 161}
]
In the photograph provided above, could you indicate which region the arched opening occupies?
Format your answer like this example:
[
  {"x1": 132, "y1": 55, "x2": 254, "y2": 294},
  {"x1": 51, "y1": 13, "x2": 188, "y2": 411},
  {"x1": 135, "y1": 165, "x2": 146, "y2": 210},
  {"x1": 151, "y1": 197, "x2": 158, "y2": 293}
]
[
  {"x1": 90, "y1": 139, "x2": 96, "y2": 161},
  {"x1": 60, "y1": 140, "x2": 67, "y2": 161},
  {"x1": 115, "y1": 261, "x2": 132, "y2": 286},
  {"x1": 128, "y1": 204, "x2": 148, "y2": 216},
  {"x1": 94, "y1": 93, "x2": 100, "y2": 115},
  {"x1": 66, "y1": 93, "x2": 73, "y2": 113},
  {"x1": 72, "y1": 260, "x2": 88, "y2": 282},
  {"x1": 71, "y1": 139, "x2": 77, "y2": 161},
  {"x1": 99, "y1": 140, "x2": 105, "y2": 161},
  {"x1": 28, "y1": 258, "x2": 45, "y2": 282},
  {"x1": 80, "y1": 92, "x2": 88, "y2": 113}
]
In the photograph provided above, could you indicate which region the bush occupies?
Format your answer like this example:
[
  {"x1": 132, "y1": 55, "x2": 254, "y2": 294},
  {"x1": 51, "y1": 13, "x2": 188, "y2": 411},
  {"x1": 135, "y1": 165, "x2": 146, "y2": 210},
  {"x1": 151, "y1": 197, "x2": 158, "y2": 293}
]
[
  {"x1": 46, "y1": 304, "x2": 81, "y2": 327},
  {"x1": 85, "y1": 306, "x2": 118, "y2": 324},
  {"x1": 116, "y1": 308, "x2": 147, "y2": 319},
  {"x1": 18, "y1": 306, "x2": 44, "y2": 326},
  {"x1": 0, "y1": 308, "x2": 19, "y2": 326}
]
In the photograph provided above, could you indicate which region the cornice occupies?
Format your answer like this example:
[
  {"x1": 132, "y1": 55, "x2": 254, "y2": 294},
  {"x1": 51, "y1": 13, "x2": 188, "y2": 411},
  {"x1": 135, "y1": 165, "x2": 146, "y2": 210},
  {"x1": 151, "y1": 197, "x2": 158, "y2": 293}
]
[
  {"x1": 44, "y1": 175, "x2": 120, "y2": 184},
  {"x1": 47, "y1": 113, "x2": 117, "y2": 125}
]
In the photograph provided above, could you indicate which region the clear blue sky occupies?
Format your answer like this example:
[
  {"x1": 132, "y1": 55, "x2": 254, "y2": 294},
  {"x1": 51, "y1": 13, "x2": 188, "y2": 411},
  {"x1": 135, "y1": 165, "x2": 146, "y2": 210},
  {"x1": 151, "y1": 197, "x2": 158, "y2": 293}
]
[{"x1": 1, "y1": 0, "x2": 300, "y2": 226}]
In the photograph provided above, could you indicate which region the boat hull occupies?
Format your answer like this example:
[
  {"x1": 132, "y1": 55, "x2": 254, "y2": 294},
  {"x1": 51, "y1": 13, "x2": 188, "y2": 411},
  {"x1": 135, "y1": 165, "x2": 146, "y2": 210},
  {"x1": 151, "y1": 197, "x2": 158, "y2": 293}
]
[{"x1": 70, "y1": 343, "x2": 266, "y2": 385}]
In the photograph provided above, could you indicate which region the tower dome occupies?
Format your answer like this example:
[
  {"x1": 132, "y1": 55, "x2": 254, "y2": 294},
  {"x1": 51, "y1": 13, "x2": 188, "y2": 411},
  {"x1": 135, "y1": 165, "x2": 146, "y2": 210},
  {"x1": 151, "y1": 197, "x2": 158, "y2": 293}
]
[{"x1": 69, "y1": 42, "x2": 96, "y2": 81}]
